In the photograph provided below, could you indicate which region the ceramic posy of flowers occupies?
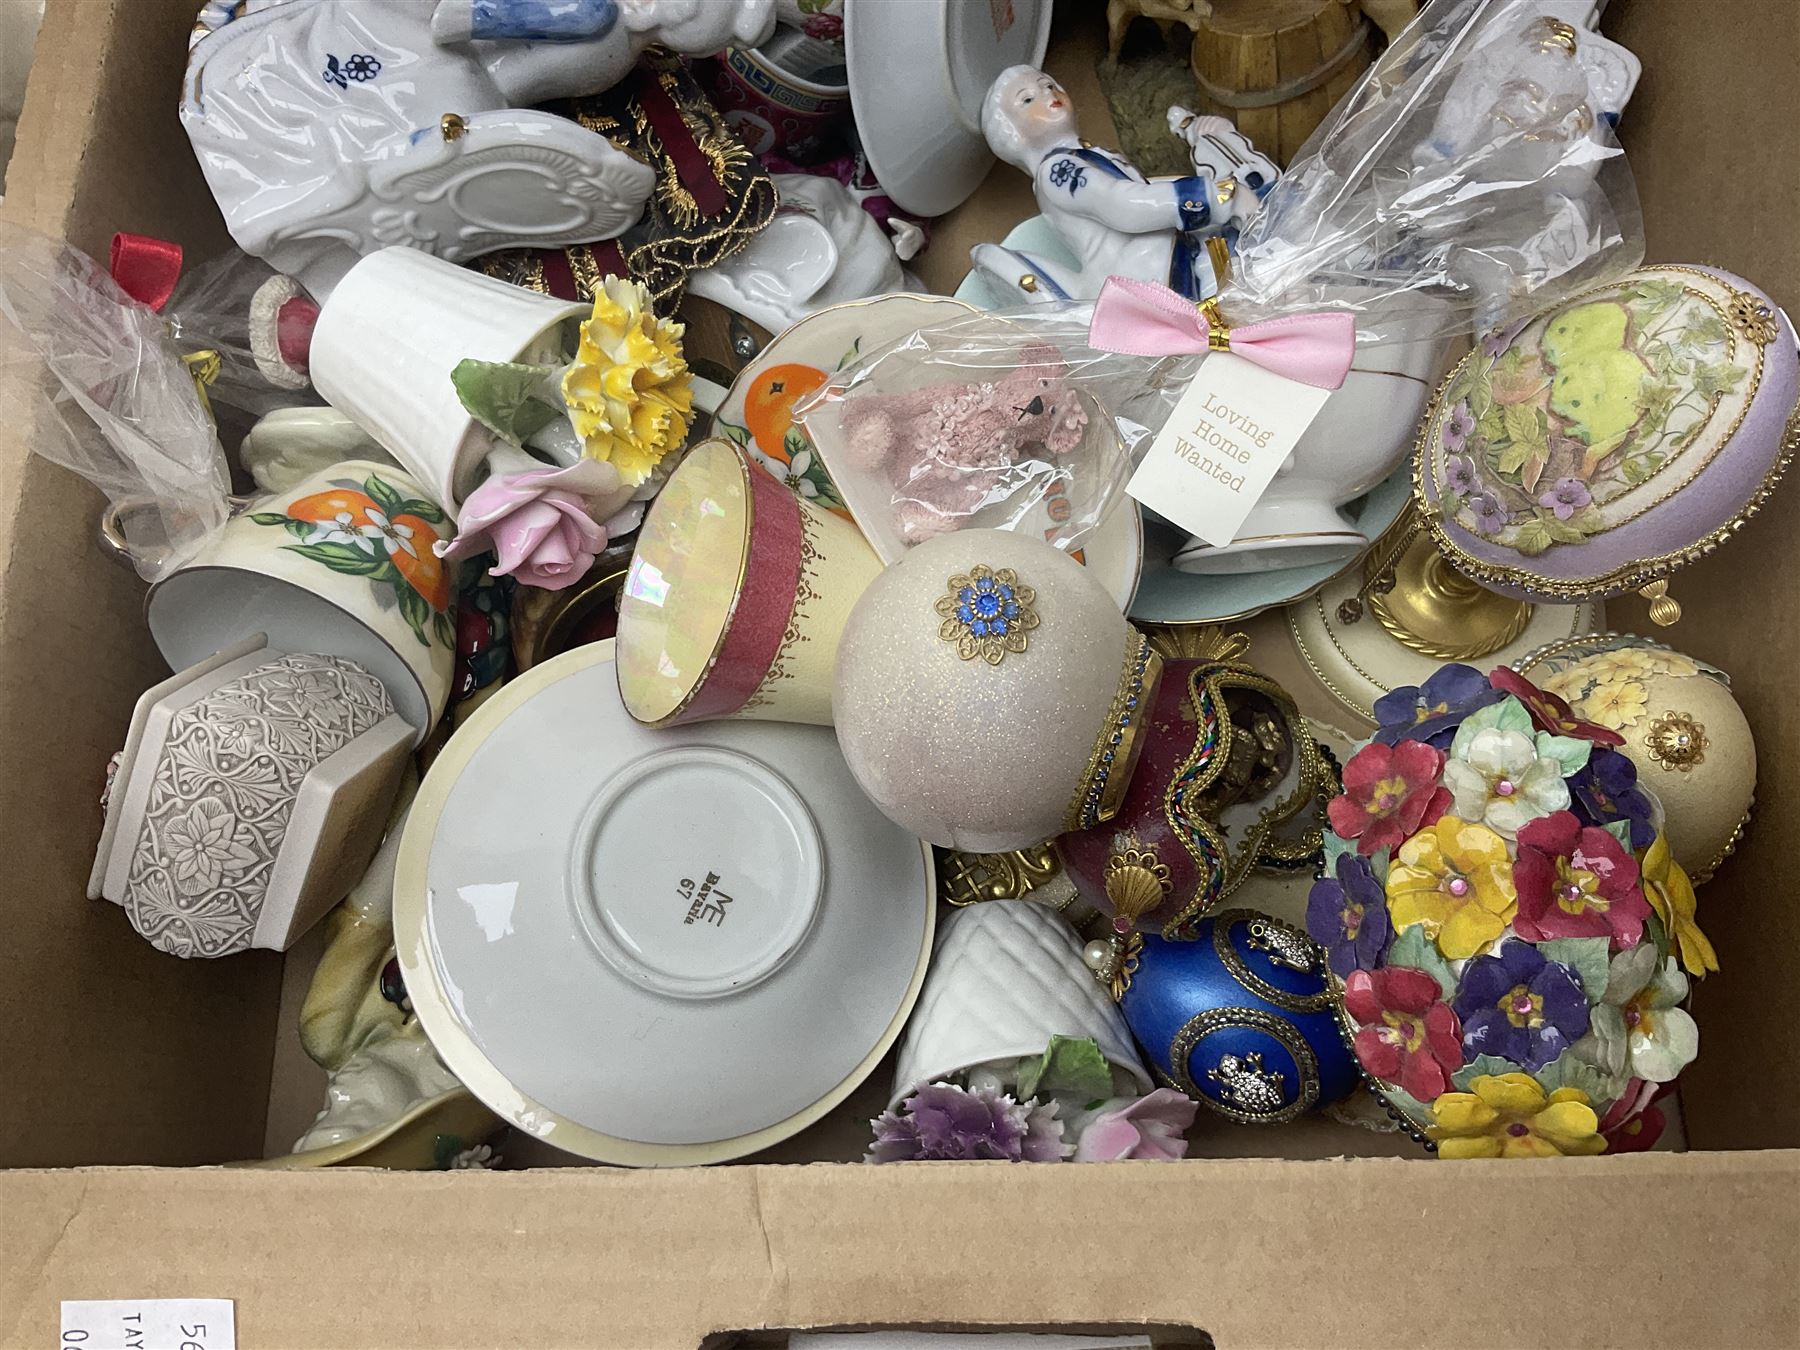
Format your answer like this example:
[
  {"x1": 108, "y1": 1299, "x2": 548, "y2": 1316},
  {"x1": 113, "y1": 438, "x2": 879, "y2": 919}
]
[
  {"x1": 444, "y1": 275, "x2": 694, "y2": 585},
  {"x1": 866, "y1": 1035, "x2": 1197, "y2": 1164},
  {"x1": 435, "y1": 457, "x2": 631, "y2": 592},
  {"x1": 1308, "y1": 662, "x2": 1718, "y2": 1158}
]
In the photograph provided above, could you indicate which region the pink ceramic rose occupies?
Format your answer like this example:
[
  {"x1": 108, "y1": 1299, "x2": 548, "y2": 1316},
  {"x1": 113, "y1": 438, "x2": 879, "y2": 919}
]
[
  {"x1": 436, "y1": 459, "x2": 628, "y2": 591},
  {"x1": 1071, "y1": 1088, "x2": 1197, "y2": 1162}
]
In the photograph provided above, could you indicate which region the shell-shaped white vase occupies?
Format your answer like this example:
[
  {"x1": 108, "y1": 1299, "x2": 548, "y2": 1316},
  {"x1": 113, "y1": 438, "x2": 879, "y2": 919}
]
[{"x1": 889, "y1": 899, "x2": 1149, "y2": 1109}]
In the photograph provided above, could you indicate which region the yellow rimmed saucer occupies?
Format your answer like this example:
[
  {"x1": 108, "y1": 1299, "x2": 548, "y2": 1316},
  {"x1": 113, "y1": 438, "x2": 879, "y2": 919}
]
[{"x1": 394, "y1": 639, "x2": 934, "y2": 1167}]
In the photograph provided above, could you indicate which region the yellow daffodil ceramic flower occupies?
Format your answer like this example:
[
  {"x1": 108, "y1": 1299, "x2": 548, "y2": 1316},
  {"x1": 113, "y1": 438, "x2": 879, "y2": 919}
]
[
  {"x1": 1429, "y1": 1073, "x2": 1606, "y2": 1158},
  {"x1": 561, "y1": 277, "x2": 693, "y2": 487}
]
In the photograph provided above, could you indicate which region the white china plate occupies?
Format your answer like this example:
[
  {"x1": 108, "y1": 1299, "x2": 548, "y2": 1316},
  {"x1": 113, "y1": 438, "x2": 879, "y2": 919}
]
[
  {"x1": 844, "y1": 0, "x2": 1052, "y2": 217},
  {"x1": 719, "y1": 292, "x2": 1143, "y2": 611},
  {"x1": 394, "y1": 640, "x2": 934, "y2": 1166}
]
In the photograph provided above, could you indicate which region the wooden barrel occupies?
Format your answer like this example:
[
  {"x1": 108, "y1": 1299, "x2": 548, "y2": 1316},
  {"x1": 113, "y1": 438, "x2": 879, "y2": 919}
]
[{"x1": 1189, "y1": 0, "x2": 1372, "y2": 166}]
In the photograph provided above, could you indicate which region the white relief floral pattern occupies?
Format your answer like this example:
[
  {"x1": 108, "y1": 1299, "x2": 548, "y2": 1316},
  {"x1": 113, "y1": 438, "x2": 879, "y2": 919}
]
[
  {"x1": 164, "y1": 798, "x2": 262, "y2": 897},
  {"x1": 126, "y1": 654, "x2": 393, "y2": 958}
]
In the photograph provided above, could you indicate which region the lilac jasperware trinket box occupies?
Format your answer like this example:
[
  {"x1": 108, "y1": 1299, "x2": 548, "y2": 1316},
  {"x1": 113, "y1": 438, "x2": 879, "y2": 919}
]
[{"x1": 1417, "y1": 264, "x2": 1800, "y2": 611}]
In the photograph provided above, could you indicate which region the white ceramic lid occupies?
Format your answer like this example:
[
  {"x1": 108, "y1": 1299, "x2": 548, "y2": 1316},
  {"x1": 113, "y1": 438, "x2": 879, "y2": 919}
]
[
  {"x1": 394, "y1": 641, "x2": 934, "y2": 1165},
  {"x1": 843, "y1": 0, "x2": 1052, "y2": 217}
]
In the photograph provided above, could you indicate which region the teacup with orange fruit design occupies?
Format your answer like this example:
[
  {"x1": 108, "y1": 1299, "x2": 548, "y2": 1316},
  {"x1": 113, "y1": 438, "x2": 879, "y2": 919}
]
[{"x1": 144, "y1": 461, "x2": 456, "y2": 740}]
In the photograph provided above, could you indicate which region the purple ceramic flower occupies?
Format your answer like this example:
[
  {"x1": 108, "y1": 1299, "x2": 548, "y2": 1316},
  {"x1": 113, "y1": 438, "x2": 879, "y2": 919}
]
[
  {"x1": 1306, "y1": 853, "x2": 1392, "y2": 977},
  {"x1": 1482, "y1": 317, "x2": 1532, "y2": 359},
  {"x1": 1454, "y1": 939, "x2": 1590, "y2": 1071},
  {"x1": 1569, "y1": 747, "x2": 1656, "y2": 851},
  {"x1": 866, "y1": 1082, "x2": 1069, "y2": 1163},
  {"x1": 1372, "y1": 662, "x2": 1504, "y2": 748},
  {"x1": 1442, "y1": 401, "x2": 1476, "y2": 452},
  {"x1": 1445, "y1": 454, "x2": 1478, "y2": 495},
  {"x1": 1469, "y1": 492, "x2": 1509, "y2": 536},
  {"x1": 1538, "y1": 477, "x2": 1592, "y2": 521}
]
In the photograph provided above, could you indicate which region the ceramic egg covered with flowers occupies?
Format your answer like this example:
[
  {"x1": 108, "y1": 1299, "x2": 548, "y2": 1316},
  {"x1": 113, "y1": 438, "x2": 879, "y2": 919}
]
[{"x1": 1307, "y1": 661, "x2": 1717, "y2": 1157}]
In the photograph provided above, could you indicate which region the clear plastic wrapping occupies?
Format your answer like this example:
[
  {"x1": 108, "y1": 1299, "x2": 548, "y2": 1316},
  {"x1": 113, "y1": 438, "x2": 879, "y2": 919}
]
[
  {"x1": 793, "y1": 308, "x2": 1148, "y2": 560},
  {"x1": 161, "y1": 247, "x2": 321, "y2": 417},
  {"x1": 0, "y1": 223, "x2": 231, "y2": 579},
  {"x1": 795, "y1": 0, "x2": 1644, "y2": 550},
  {"x1": 1224, "y1": 0, "x2": 1643, "y2": 344}
]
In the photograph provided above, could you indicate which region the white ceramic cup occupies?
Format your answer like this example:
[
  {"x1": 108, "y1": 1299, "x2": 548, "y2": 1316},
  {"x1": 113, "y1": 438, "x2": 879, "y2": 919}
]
[
  {"x1": 1175, "y1": 298, "x2": 1455, "y2": 576},
  {"x1": 889, "y1": 899, "x2": 1150, "y2": 1110},
  {"x1": 142, "y1": 460, "x2": 457, "y2": 740},
  {"x1": 310, "y1": 247, "x2": 589, "y2": 515}
]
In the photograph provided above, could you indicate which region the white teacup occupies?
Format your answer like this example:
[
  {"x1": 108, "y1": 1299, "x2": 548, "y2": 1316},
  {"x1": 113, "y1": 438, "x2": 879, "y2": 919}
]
[
  {"x1": 140, "y1": 460, "x2": 457, "y2": 739},
  {"x1": 1175, "y1": 297, "x2": 1455, "y2": 576}
]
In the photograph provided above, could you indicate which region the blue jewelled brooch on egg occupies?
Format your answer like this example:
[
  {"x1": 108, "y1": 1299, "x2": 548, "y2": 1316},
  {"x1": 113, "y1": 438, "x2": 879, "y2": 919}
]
[{"x1": 936, "y1": 564, "x2": 1040, "y2": 664}]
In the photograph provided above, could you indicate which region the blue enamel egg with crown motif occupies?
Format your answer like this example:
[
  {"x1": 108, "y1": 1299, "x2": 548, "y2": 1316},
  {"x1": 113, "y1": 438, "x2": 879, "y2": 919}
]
[{"x1": 1120, "y1": 910, "x2": 1357, "y2": 1124}]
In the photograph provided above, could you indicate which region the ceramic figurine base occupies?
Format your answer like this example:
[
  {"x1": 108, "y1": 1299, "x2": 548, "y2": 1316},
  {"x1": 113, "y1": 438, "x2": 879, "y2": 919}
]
[
  {"x1": 1287, "y1": 562, "x2": 1603, "y2": 726},
  {"x1": 181, "y1": 0, "x2": 776, "y2": 295}
]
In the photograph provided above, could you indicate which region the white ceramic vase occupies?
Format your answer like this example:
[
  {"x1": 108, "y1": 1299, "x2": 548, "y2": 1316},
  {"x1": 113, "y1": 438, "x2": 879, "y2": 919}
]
[
  {"x1": 889, "y1": 899, "x2": 1150, "y2": 1110},
  {"x1": 310, "y1": 248, "x2": 588, "y2": 516}
]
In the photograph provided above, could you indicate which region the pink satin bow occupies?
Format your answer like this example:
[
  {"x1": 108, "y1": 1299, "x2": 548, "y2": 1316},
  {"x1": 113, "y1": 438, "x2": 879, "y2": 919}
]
[{"x1": 1087, "y1": 276, "x2": 1356, "y2": 391}]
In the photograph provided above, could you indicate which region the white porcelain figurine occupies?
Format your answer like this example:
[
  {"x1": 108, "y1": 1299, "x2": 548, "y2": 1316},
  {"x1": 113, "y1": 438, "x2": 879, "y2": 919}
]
[
  {"x1": 1167, "y1": 107, "x2": 1281, "y2": 204},
  {"x1": 969, "y1": 66, "x2": 1261, "y2": 306},
  {"x1": 686, "y1": 173, "x2": 919, "y2": 336},
  {"x1": 181, "y1": 0, "x2": 777, "y2": 297}
]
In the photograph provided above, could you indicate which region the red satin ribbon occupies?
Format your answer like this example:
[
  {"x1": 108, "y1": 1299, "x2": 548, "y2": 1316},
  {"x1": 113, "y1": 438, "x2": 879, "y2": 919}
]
[
  {"x1": 637, "y1": 74, "x2": 728, "y2": 217},
  {"x1": 109, "y1": 232, "x2": 184, "y2": 312}
]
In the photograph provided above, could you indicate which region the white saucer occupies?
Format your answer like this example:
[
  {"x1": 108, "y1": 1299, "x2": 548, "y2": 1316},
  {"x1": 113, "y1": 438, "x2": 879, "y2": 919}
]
[
  {"x1": 844, "y1": 0, "x2": 1052, "y2": 217},
  {"x1": 1171, "y1": 529, "x2": 1371, "y2": 576},
  {"x1": 394, "y1": 640, "x2": 934, "y2": 1166}
]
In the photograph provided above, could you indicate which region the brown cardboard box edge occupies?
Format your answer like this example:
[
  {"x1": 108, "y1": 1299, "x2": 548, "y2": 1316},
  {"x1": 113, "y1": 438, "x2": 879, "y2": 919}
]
[
  {"x1": 3, "y1": 0, "x2": 1800, "y2": 1344},
  {"x1": 4, "y1": 1154, "x2": 1799, "y2": 1349}
]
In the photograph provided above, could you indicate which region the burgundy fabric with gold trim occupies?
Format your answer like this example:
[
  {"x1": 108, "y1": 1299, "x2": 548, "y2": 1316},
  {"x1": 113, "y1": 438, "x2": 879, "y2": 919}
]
[{"x1": 474, "y1": 49, "x2": 775, "y2": 316}]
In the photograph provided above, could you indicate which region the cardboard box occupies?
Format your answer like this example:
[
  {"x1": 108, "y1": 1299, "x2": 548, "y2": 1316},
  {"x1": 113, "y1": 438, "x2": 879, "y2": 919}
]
[{"x1": 2, "y1": 1, "x2": 1798, "y2": 1346}]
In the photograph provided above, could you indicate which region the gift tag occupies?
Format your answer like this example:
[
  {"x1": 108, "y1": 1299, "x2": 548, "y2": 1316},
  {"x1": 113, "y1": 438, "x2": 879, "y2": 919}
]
[
  {"x1": 60, "y1": 1300, "x2": 235, "y2": 1350},
  {"x1": 1125, "y1": 351, "x2": 1330, "y2": 548}
]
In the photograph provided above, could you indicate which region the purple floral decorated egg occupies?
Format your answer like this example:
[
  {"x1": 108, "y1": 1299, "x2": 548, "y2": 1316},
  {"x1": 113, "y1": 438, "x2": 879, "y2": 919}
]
[{"x1": 1417, "y1": 265, "x2": 1799, "y2": 604}]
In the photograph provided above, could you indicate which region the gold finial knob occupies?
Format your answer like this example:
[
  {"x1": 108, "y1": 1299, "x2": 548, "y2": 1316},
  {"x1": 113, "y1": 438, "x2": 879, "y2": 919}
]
[
  {"x1": 1639, "y1": 579, "x2": 1682, "y2": 626},
  {"x1": 441, "y1": 112, "x2": 469, "y2": 142}
]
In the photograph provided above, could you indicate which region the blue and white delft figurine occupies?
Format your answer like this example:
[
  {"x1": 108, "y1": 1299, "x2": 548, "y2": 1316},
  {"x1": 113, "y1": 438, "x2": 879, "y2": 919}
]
[
  {"x1": 1166, "y1": 106, "x2": 1281, "y2": 208},
  {"x1": 969, "y1": 66, "x2": 1268, "y2": 306},
  {"x1": 182, "y1": 0, "x2": 776, "y2": 297}
]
